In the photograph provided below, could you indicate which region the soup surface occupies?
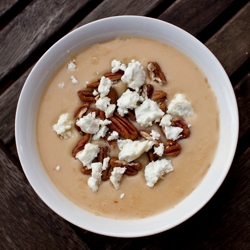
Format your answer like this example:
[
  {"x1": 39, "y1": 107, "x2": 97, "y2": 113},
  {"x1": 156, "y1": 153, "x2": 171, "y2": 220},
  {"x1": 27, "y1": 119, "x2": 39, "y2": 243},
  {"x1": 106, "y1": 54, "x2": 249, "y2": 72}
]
[{"x1": 37, "y1": 37, "x2": 219, "y2": 219}]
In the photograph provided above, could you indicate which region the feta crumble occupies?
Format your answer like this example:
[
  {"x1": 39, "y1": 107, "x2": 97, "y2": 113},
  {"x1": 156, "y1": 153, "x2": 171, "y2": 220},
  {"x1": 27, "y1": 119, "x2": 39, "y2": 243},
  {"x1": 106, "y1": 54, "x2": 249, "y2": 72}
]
[
  {"x1": 107, "y1": 131, "x2": 119, "y2": 141},
  {"x1": 110, "y1": 167, "x2": 126, "y2": 189},
  {"x1": 154, "y1": 143, "x2": 164, "y2": 157},
  {"x1": 163, "y1": 126, "x2": 183, "y2": 141},
  {"x1": 102, "y1": 157, "x2": 110, "y2": 171},
  {"x1": 167, "y1": 94, "x2": 194, "y2": 117},
  {"x1": 117, "y1": 139, "x2": 155, "y2": 162},
  {"x1": 111, "y1": 59, "x2": 126, "y2": 73},
  {"x1": 95, "y1": 96, "x2": 116, "y2": 118},
  {"x1": 87, "y1": 162, "x2": 102, "y2": 192},
  {"x1": 67, "y1": 59, "x2": 76, "y2": 71},
  {"x1": 98, "y1": 76, "x2": 113, "y2": 98},
  {"x1": 55, "y1": 166, "x2": 60, "y2": 171},
  {"x1": 71, "y1": 76, "x2": 78, "y2": 84},
  {"x1": 117, "y1": 89, "x2": 141, "y2": 116},
  {"x1": 92, "y1": 125, "x2": 109, "y2": 140},
  {"x1": 58, "y1": 82, "x2": 65, "y2": 88},
  {"x1": 75, "y1": 143, "x2": 100, "y2": 168},
  {"x1": 121, "y1": 60, "x2": 146, "y2": 91},
  {"x1": 144, "y1": 159, "x2": 173, "y2": 187},
  {"x1": 52, "y1": 113, "x2": 73, "y2": 139},
  {"x1": 76, "y1": 112, "x2": 100, "y2": 134},
  {"x1": 92, "y1": 89, "x2": 99, "y2": 96},
  {"x1": 150, "y1": 130, "x2": 161, "y2": 140},
  {"x1": 120, "y1": 193, "x2": 125, "y2": 199},
  {"x1": 160, "y1": 114, "x2": 172, "y2": 127},
  {"x1": 135, "y1": 99, "x2": 164, "y2": 127}
]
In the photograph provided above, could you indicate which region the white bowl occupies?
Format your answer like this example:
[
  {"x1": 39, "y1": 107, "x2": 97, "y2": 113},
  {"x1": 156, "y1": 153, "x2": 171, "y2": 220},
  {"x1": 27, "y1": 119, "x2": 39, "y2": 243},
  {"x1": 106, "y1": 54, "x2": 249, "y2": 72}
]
[{"x1": 15, "y1": 16, "x2": 238, "y2": 237}]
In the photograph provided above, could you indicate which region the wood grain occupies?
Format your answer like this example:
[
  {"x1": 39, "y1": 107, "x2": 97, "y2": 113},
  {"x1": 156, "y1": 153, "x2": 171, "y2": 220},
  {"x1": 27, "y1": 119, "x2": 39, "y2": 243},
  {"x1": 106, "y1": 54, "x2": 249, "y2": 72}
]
[
  {"x1": 205, "y1": 1, "x2": 250, "y2": 76},
  {"x1": 75, "y1": 0, "x2": 163, "y2": 28},
  {"x1": 0, "y1": 0, "x2": 18, "y2": 17},
  {"x1": 158, "y1": 0, "x2": 235, "y2": 36},
  {"x1": 0, "y1": 146, "x2": 90, "y2": 250},
  {"x1": 0, "y1": 0, "x2": 91, "y2": 83}
]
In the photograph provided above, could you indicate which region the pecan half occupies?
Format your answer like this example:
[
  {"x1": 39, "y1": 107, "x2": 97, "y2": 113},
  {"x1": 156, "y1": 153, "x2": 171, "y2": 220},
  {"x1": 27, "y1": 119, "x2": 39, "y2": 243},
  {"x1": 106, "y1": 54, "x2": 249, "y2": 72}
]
[
  {"x1": 164, "y1": 140, "x2": 181, "y2": 157},
  {"x1": 110, "y1": 158, "x2": 142, "y2": 176},
  {"x1": 172, "y1": 119, "x2": 190, "y2": 139},
  {"x1": 104, "y1": 70, "x2": 124, "y2": 81},
  {"x1": 147, "y1": 149, "x2": 159, "y2": 162},
  {"x1": 98, "y1": 146, "x2": 109, "y2": 163},
  {"x1": 107, "y1": 87, "x2": 118, "y2": 104},
  {"x1": 147, "y1": 62, "x2": 167, "y2": 85},
  {"x1": 74, "y1": 103, "x2": 90, "y2": 119},
  {"x1": 81, "y1": 167, "x2": 92, "y2": 175},
  {"x1": 108, "y1": 112, "x2": 138, "y2": 140},
  {"x1": 139, "y1": 130, "x2": 162, "y2": 146},
  {"x1": 142, "y1": 83, "x2": 154, "y2": 99},
  {"x1": 86, "y1": 81, "x2": 100, "y2": 89},
  {"x1": 126, "y1": 110, "x2": 136, "y2": 122},
  {"x1": 152, "y1": 90, "x2": 167, "y2": 102},
  {"x1": 158, "y1": 101, "x2": 166, "y2": 113},
  {"x1": 77, "y1": 90, "x2": 95, "y2": 103},
  {"x1": 72, "y1": 133, "x2": 91, "y2": 157}
]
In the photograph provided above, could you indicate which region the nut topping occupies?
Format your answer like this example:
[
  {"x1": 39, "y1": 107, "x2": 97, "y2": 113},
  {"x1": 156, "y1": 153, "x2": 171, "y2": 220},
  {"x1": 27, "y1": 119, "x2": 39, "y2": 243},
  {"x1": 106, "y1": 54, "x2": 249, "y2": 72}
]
[
  {"x1": 158, "y1": 101, "x2": 166, "y2": 113},
  {"x1": 147, "y1": 62, "x2": 167, "y2": 85},
  {"x1": 107, "y1": 87, "x2": 118, "y2": 104},
  {"x1": 108, "y1": 112, "x2": 138, "y2": 140},
  {"x1": 77, "y1": 90, "x2": 96, "y2": 103},
  {"x1": 74, "y1": 103, "x2": 90, "y2": 119},
  {"x1": 72, "y1": 133, "x2": 91, "y2": 157},
  {"x1": 142, "y1": 83, "x2": 154, "y2": 99},
  {"x1": 172, "y1": 119, "x2": 190, "y2": 139},
  {"x1": 104, "y1": 70, "x2": 124, "y2": 81},
  {"x1": 81, "y1": 167, "x2": 92, "y2": 175},
  {"x1": 163, "y1": 140, "x2": 181, "y2": 157},
  {"x1": 139, "y1": 130, "x2": 162, "y2": 146},
  {"x1": 152, "y1": 90, "x2": 167, "y2": 102},
  {"x1": 147, "y1": 149, "x2": 159, "y2": 162}
]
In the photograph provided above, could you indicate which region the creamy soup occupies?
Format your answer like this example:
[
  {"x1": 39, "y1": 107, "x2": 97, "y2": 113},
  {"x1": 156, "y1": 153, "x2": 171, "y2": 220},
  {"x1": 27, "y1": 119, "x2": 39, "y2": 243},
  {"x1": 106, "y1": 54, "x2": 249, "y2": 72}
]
[{"x1": 37, "y1": 37, "x2": 219, "y2": 219}]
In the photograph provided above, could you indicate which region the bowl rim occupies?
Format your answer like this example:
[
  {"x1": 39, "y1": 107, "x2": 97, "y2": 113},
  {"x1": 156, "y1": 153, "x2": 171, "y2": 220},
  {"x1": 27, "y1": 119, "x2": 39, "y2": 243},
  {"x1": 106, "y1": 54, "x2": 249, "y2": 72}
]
[{"x1": 15, "y1": 15, "x2": 239, "y2": 237}]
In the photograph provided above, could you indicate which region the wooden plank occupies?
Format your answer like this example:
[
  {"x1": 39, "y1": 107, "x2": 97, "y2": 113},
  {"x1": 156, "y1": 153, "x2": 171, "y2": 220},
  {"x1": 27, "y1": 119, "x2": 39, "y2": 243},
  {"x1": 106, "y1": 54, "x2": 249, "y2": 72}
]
[
  {"x1": 158, "y1": 0, "x2": 235, "y2": 36},
  {"x1": 75, "y1": 0, "x2": 163, "y2": 28},
  {"x1": 234, "y1": 72, "x2": 250, "y2": 139},
  {"x1": 141, "y1": 146, "x2": 250, "y2": 250},
  {"x1": 205, "y1": 2, "x2": 250, "y2": 76},
  {"x1": 0, "y1": 0, "x2": 18, "y2": 17},
  {"x1": 0, "y1": 145, "x2": 90, "y2": 250},
  {"x1": 0, "y1": 0, "x2": 92, "y2": 83}
]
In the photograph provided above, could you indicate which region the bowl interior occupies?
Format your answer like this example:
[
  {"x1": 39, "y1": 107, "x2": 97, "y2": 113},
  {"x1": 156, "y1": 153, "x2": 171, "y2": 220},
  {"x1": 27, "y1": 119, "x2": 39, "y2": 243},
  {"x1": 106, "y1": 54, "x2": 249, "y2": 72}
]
[{"x1": 15, "y1": 16, "x2": 238, "y2": 237}]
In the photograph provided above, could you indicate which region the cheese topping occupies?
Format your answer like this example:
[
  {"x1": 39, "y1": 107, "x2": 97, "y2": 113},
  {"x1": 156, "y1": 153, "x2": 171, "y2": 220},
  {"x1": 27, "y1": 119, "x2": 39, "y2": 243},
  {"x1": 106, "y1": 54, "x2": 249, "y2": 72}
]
[
  {"x1": 87, "y1": 162, "x2": 102, "y2": 192},
  {"x1": 53, "y1": 113, "x2": 73, "y2": 139},
  {"x1": 154, "y1": 143, "x2": 164, "y2": 157},
  {"x1": 110, "y1": 167, "x2": 126, "y2": 189},
  {"x1": 67, "y1": 60, "x2": 76, "y2": 71},
  {"x1": 144, "y1": 159, "x2": 173, "y2": 187},
  {"x1": 111, "y1": 59, "x2": 126, "y2": 73},
  {"x1": 98, "y1": 76, "x2": 113, "y2": 98},
  {"x1": 163, "y1": 126, "x2": 183, "y2": 141}
]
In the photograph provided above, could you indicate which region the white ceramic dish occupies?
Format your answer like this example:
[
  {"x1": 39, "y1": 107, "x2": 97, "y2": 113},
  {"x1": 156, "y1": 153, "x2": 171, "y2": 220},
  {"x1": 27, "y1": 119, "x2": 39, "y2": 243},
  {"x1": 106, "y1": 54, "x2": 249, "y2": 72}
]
[{"x1": 15, "y1": 16, "x2": 238, "y2": 237}]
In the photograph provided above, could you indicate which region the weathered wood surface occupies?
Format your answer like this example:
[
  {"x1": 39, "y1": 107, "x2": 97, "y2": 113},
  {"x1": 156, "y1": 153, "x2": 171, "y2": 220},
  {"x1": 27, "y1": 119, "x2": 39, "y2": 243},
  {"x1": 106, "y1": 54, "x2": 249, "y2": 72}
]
[
  {"x1": 0, "y1": 0, "x2": 19, "y2": 17},
  {"x1": 0, "y1": 0, "x2": 249, "y2": 249},
  {"x1": 0, "y1": 0, "x2": 93, "y2": 84},
  {"x1": 0, "y1": 145, "x2": 90, "y2": 250}
]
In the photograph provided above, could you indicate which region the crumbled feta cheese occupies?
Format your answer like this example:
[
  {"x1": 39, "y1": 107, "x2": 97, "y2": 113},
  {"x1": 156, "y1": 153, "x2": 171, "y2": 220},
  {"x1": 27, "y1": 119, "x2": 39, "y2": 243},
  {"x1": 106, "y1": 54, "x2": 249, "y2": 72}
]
[
  {"x1": 163, "y1": 126, "x2": 183, "y2": 141},
  {"x1": 144, "y1": 159, "x2": 173, "y2": 187},
  {"x1": 117, "y1": 139, "x2": 155, "y2": 162},
  {"x1": 120, "y1": 193, "x2": 125, "y2": 199},
  {"x1": 135, "y1": 99, "x2": 164, "y2": 127},
  {"x1": 87, "y1": 162, "x2": 102, "y2": 192},
  {"x1": 150, "y1": 130, "x2": 160, "y2": 140},
  {"x1": 67, "y1": 60, "x2": 76, "y2": 71},
  {"x1": 71, "y1": 76, "x2": 78, "y2": 84},
  {"x1": 117, "y1": 89, "x2": 141, "y2": 116},
  {"x1": 92, "y1": 89, "x2": 99, "y2": 96},
  {"x1": 121, "y1": 60, "x2": 146, "y2": 91},
  {"x1": 55, "y1": 166, "x2": 60, "y2": 171},
  {"x1": 52, "y1": 113, "x2": 73, "y2": 139},
  {"x1": 98, "y1": 76, "x2": 113, "y2": 98},
  {"x1": 107, "y1": 131, "x2": 119, "y2": 141},
  {"x1": 75, "y1": 143, "x2": 100, "y2": 168},
  {"x1": 76, "y1": 112, "x2": 100, "y2": 134},
  {"x1": 58, "y1": 82, "x2": 65, "y2": 88},
  {"x1": 160, "y1": 114, "x2": 172, "y2": 127},
  {"x1": 111, "y1": 59, "x2": 126, "y2": 73},
  {"x1": 110, "y1": 167, "x2": 126, "y2": 189},
  {"x1": 102, "y1": 157, "x2": 110, "y2": 170},
  {"x1": 154, "y1": 143, "x2": 164, "y2": 157},
  {"x1": 92, "y1": 125, "x2": 109, "y2": 140},
  {"x1": 167, "y1": 93, "x2": 194, "y2": 117},
  {"x1": 95, "y1": 97, "x2": 116, "y2": 118}
]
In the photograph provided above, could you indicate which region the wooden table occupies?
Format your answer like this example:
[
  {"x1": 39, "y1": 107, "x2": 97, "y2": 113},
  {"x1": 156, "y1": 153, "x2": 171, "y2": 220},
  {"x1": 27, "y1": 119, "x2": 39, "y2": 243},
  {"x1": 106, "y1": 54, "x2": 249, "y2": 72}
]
[{"x1": 0, "y1": 0, "x2": 249, "y2": 249}]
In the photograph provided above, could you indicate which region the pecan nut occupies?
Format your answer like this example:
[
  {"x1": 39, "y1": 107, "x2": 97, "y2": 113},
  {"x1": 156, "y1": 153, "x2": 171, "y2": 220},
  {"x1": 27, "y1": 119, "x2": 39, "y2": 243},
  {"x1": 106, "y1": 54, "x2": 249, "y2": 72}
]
[
  {"x1": 142, "y1": 83, "x2": 154, "y2": 99},
  {"x1": 163, "y1": 140, "x2": 181, "y2": 157},
  {"x1": 147, "y1": 149, "x2": 159, "y2": 162},
  {"x1": 147, "y1": 62, "x2": 167, "y2": 85},
  {"x1": 77, "y1": 90, "x2": 95, "y2": 103},
  {"x1": 172, "y1": 119, "x2": 190, "y2": 139},
  {"x1": 108, "y1": 112, "x2": 138, "y2": 140},
  {"x1": 158, "y1": 101, "x2": 166, "y2": 113},
  {"x1": 81, "y1": 167, "x2": 92, "y2": 175},
  {"x1": 104, "y1": 70, "x2": 124, "y2": 81},
  {"x1": 107, "y1": 87, "x2": 118, "y2": 104},
  {"x1": 151, "y1": 90, "x2": 167, "y2": 102},
  {"x1": 139, "y1": 130, "x2": 162, "y2": 146},
  {"x1": 72, "y1": 133, "x2": 91, "y2": 157},
  {"x1": 74, "y1": 103, "x2": 90, "y2": 119}
]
